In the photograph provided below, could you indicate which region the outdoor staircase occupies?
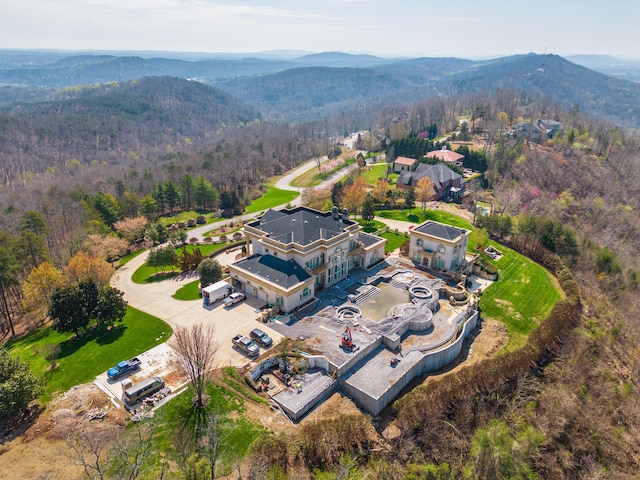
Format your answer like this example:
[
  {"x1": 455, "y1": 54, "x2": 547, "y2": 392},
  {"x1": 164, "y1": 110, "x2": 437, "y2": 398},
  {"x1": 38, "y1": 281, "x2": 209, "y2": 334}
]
[
  {"x1": 353, "y1": 286, "x2": 380, "y2": 305},
  {"x1": 388, "y1": 278, "x2": 409, "y2": 290}
]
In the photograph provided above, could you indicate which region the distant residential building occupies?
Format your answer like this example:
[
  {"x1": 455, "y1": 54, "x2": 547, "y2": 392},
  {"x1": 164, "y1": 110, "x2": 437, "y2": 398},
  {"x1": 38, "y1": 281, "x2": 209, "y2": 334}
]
[
  {"x1": 510, "y1": 119, "x2": 563, "y2": 143},
  {"x1": 424, "y1": 147, "x2": 464, "y2": 166},
  {"x1": 229, "y1": 206, "x2": 386, "y2": 313},
  {"x1": 409, "y1": 220, "x2": 470, "y2": 271},
  {"x1": 393, "y1": 156, "x2": 417, "y2": 172},
  {"x1": 396, "y1": 162, "x2": 465, "y2": 199}
]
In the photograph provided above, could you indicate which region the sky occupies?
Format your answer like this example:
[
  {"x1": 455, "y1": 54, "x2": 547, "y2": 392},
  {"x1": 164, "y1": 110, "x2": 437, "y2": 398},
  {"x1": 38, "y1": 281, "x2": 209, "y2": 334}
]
[{"x1": 2, "y1": 0, "x2": 639, "y2": 59}]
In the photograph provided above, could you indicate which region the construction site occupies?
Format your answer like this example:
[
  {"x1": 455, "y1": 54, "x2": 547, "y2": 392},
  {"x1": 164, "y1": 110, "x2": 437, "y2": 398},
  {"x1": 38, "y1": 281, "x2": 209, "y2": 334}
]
[{"x1": 244, "y1": 260, "x2": 481, "y2": 421}]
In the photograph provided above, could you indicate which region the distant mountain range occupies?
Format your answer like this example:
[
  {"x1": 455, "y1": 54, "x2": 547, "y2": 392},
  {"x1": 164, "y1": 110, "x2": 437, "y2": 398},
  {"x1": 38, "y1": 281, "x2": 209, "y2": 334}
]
[{"x1": 2, "y1": 50, "x2": 640, "y2": 127}]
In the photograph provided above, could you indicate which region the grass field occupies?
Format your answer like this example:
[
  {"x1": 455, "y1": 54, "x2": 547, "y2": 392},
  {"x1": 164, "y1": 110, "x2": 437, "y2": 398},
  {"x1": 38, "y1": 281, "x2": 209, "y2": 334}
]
[
  {"x1": 291, "y1": 158, "x2": 356, "y2": 188},
  {"x1": 359, "y1": 163, "x2": 399, "y2": 186},
  {"x1": 7, "y1": 307, "x2": 171, "y2": 401},
  {"x1": 117, "y1": 248, "x2": 146, "y2": 268},
  {"x1": 290, "y1": 165, "x2": 325, "y2": 188},
  {"x1": 478, "y1": 242, "x2": 563, "y2": 350},
  {"x1": 173, "y1": 279, "x2": 201, "y2": 300},
  {"x1": 132, "y1": 243, "x2": 234, "y2": 284},
  {"x1": 158, "y1": 209, "x2": 209, "y2": 227},
  {"x1": 151, "y1": 370, "x2": 267, "y2": 476},
  {"x1": 357, "y1": 218, "x2": 387, "y2": 234},
  {"x1": 380, "y1": 231, "x2": 409, "y2": 252},
  {"x1": 379, "y1": 208, "x2": 472, "y2": 229},
  {"x1": 245, "y1": 187, "x2": 299, "y2": 213}
]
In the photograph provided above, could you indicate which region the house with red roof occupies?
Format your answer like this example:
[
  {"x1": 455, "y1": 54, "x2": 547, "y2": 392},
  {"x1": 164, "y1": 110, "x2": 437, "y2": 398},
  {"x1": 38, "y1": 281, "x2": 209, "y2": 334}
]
[{"x1": 424, "y1": 147, "x2": 464, "y2": 166}]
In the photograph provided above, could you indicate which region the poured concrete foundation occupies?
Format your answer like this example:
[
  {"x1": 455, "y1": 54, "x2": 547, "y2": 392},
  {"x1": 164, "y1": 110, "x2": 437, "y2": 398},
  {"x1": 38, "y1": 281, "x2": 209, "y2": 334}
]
[{"x1": 250, "y1": 265, "x2": 480, "y2": 421}]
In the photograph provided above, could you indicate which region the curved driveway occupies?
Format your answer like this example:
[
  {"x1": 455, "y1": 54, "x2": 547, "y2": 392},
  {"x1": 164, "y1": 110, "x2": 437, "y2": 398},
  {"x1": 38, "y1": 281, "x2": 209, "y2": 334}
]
[{"x1": 111, "y1": 155, "x2": 470, "y2": 371}]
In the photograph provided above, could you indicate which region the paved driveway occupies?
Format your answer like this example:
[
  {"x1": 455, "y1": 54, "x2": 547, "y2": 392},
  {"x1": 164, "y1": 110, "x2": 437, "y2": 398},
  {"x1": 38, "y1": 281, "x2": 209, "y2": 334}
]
[{"x1": 110, "y1": 251, "x2": 284, "y2": 372}]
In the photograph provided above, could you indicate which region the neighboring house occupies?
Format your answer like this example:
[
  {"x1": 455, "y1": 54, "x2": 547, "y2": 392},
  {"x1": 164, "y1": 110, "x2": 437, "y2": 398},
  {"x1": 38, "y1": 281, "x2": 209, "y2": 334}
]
[
  {"x1": 409, "y1": 220, "x2": 470, "y2": 271},
  {"x1": 424, "y1": 147, "x2": 464, "y2": 166},
  {"x1": 510, "y1": 119, "x2": 563, "y2": 143},
  {"x1": 396, "y1": 162, "x2": 465, "y2": 199},
  {"x1": 229, "y1": 206, "x2": 386, "y2": 313},
  {"x1": 393, "y1": 156, "x2": 417, "y2": 172}
]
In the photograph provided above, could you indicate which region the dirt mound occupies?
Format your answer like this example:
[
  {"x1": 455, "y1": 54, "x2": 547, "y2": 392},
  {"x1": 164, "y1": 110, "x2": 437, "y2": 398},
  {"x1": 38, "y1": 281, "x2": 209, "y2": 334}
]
[{"x1": 24, "y1": 383, "x2": 127, "y2": 443}]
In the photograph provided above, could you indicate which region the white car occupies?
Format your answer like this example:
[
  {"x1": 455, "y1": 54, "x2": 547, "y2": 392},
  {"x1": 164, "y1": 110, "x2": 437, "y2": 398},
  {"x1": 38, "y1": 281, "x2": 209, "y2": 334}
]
[{"x1": 223, "y1": 292, "x2": 246, "y2": 306}]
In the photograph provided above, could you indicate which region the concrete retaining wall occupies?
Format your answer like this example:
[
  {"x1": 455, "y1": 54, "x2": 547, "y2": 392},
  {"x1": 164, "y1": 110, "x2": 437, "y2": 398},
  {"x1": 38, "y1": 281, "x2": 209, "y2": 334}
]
[
  {"x1": 420, "y1": 310, "x2": 477, "y2": 372},
  {"x1": 343, "y1": 310, "x2": 479, "y2": 416},
  {"x1": 278, "y1": 377, "x2": 340, "y2": 421},
  {"x1": 335, "y1": 336, "x2": 383, "y2": 377}
]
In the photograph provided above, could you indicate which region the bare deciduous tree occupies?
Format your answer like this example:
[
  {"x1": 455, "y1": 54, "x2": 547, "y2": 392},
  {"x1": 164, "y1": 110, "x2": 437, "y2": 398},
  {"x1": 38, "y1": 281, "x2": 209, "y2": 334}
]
[
  {"x1": 110, "y1": 422, "x2": 158, "y2": 480},
  {"x1": 65, "y1": 420, "x2": 118, "y2": 480},
  {"x1": 170, "y1": 324, "x2": 217, "y2": 408}
]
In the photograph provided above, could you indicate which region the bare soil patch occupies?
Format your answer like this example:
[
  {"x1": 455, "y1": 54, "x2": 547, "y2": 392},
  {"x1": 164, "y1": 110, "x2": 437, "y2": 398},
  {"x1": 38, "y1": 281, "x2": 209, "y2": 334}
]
[{"x1": 0, "y1": 383, "x2": 128, "y2": 480}]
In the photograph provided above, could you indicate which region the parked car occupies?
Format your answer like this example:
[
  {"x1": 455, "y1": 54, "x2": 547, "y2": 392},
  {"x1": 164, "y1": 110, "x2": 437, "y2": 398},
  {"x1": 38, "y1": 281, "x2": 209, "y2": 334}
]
[
  {"x1": 250, "y1": 328, "x2": 273, "y2": 347},
  {"x1": 107, "y1": 357, "x2": 141, "y2": 379},
  {"x1": 232, "y1": 334, "x2": 259, "y2": 357},
  {"x1": 223, "y1": 292, "x2": 246, "y2": 306}
]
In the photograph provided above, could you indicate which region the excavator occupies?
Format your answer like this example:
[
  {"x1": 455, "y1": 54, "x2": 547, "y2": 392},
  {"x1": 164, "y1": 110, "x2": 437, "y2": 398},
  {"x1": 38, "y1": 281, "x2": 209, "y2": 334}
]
[{"x1": 341, "y1": 326, "x2": 356, "y2": 352}]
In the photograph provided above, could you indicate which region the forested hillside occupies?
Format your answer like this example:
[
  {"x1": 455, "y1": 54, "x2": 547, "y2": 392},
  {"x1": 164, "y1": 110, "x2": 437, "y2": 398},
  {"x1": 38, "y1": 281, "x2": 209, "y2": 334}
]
[
  {"x1": 219, "y1": 66, "x2": 404, "y2": 121},
  {"x1": 0, "y1": 76, "x2": 260, "y2": 185}
]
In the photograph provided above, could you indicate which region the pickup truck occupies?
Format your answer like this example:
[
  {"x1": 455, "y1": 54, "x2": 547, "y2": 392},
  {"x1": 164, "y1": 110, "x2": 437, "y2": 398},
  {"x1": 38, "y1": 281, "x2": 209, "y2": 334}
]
[
  {"x1": 223, "y1": 292, "x2": 246, "y2": 307},
  {"x1": 107, "y1": 357, "x2": 141, "y2": 379},
  {"x1": 232, "y1": 334, "x2": 259, "y2": 357}
]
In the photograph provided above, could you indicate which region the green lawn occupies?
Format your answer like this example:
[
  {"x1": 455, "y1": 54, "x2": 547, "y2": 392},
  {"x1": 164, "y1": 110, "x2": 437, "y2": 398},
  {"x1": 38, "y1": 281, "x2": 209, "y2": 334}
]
[
  {"x1": 245, "y1": 187, "x2": 299, "y2": 213},
  {"x1": 380, "y1": 231, "x2": 409, "y2": 253},
  {"x1": 150, "y1": 371, "x2": 267, "y2": 476},
  {"x1": 290, "y1": 165, "x2": 325, "y2": 188},
  {"x1": 478, "y1": 242, "x2": 563, "y2": 350},
  {"x1": 132, "y1": 243, "x2": 235, "y2": 284},
  {"x1": 158, "y1": 209, "x2": 209, "y2": 227},
  {"x1": 173, "y1": 279, "x2": 201, "y2": 300},
  {"x1": 378, "y1": 208, "x2": 473, "y2": 229},
  {"x1": 117, "y1": 248, "x2": 146, "y2": 268},
  {"x1": 360, "y1": 163, "x2": 391, "y2": 184},
  {"x1": 356, "y1": 218, "x2": 387, "y2": 234},
  {"x1": 7, "y1": 307, "x2": 171, "y2": 401}
]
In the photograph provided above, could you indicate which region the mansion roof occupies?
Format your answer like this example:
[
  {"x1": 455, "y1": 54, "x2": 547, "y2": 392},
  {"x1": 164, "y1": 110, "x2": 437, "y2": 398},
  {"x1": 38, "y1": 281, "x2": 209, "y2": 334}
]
[
  {"x1": 249, "y1": 207, "x2": 355, "y2": 246},
  {"x1": 232, "y1": 254, "x2": 311, "y2": 288},
  {"x1": 414, "y1": 221, "x2": 468, "y2": 242}
]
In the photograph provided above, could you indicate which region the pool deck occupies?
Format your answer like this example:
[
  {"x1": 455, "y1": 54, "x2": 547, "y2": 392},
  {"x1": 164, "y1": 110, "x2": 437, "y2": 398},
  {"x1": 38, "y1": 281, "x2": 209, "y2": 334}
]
[
  {"x1": 271, "y1": 368, "x2": 337, "y2": 418},
  {"x1": 256, "y1": 262, "x2": 480, "y2": 421}
]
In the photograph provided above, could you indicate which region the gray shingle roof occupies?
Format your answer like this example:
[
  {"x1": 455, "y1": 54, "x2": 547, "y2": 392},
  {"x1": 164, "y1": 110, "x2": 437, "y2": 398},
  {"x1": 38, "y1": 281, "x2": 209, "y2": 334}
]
[
  {"x1": 233, "y1": 254, "x2": 311, "y2": 288},
  {"x1": 396, "y1": 162, "x2": 462, "y2": 189},
  {"x1": 414, "y1": 221, "x2": 467, "y2": 241},
  {"x1": 359, "y1": 232, "x2": 386, "y2": 248},
  {"x1": 249, "y1": 207, "x2": 354, "y2": 246}
]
